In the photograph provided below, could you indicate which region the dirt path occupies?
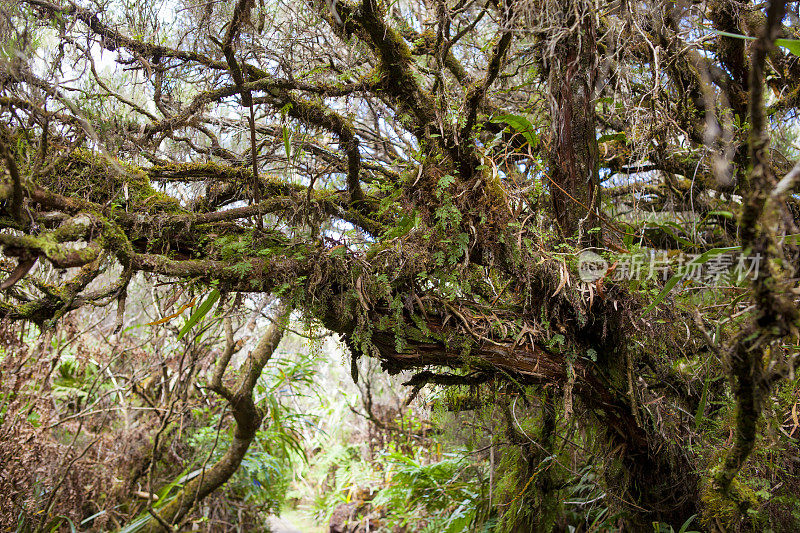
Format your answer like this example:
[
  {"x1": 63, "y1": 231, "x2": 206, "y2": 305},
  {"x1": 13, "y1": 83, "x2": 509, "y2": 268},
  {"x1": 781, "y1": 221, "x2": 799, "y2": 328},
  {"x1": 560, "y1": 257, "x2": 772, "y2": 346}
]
[{"x1": 267, "y1": 515, "x2": 306, "y2": 533}]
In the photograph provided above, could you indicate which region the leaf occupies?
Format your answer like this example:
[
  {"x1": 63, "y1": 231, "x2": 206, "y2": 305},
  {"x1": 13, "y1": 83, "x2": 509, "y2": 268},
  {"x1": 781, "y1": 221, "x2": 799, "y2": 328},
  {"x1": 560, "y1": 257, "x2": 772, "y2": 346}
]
[
  {"x1": 623, "y1": 231, "x2": 634, "y2": 248},
  {"x1": 710, "y1": 30, "x2": 800, "y2": 57},
  {"x1": 282, "y1": 125, "x2": 291, "y2": 159},
  {"x1": 678, "y1": 514, "x2": 698, "y2": 533},
  {"x1": 115, "y1": 516, "x2": 150, "y2": 533},
  {"x1": 115, "y1": 494, "x2": 181, "y2": 533},
  {"x1": 643, "y1": 246, "x2": 740, "y2": 314},
  {"x1": 776, "y1": 38, "x2": 800, "y2": 57},
  {"x1": 146, "y1": 297, "x2": 197, "y2": 326},
  {"x1": 694, "y1": 378, "x2": 709, "y2": 429},
  {"x1": 784, "y1": 233, "x2": 800, "y2": 245},
  {"x1": 329, "y1": 244, "x2": 347, "y2": 257},
  {"x1": 647, "y1": 221, "x2": 695, "y2": 248},
  {"x1": 43, "y1": 516, "x2": 76, "y2": 533},
  {"x1": 80, "y1": 510, "x2": 107, "y2": 527},
  {"x1": 489, "y1": 114, "x2": 539, "y2": 147},
  {"x1": 691, "y1": 245, "x2": 741, "y2": 264},
  {"x1": 710, "y1": 29, "x2": 756, "y2": 41},
  {"x1": 177, "y1": 289, "x2": 220, "y2": 340},
  {"x1": 586, "y1": 348, "x2": 598, "y2": 362},
  {"x1": 708, "y1": 210, "x2": 734, "y2": 219},
  {"x1": 384, "y1": 213, "x2": 416, "y2": 239},
  {"x1": 156, "y1": 467, "x2": 202, "y2": 501},
  {"x1": 437, "y1": 174, "x2": 456, "y2": 190}
]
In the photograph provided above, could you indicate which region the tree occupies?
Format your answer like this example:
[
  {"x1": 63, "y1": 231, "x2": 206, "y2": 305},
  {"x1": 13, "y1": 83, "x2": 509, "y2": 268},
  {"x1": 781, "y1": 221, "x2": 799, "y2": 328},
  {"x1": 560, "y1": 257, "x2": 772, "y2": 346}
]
[{"x1": 1, "y1": 0, "x2": 799, "y2": 529}]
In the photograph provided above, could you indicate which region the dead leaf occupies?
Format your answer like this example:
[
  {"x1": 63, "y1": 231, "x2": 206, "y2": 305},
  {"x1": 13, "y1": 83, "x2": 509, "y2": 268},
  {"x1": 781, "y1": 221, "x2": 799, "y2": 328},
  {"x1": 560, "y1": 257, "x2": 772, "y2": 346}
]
[{"x1": 147, "y1": 297, "x2": 197, "y2": 326}]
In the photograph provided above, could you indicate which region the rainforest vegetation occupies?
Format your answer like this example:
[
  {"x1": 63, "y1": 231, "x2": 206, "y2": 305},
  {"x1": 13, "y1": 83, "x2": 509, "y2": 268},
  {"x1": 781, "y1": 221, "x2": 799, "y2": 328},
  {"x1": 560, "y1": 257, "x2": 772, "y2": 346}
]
[{"x1": 1, "y1": 0, "x2": 800, "y2": 530}]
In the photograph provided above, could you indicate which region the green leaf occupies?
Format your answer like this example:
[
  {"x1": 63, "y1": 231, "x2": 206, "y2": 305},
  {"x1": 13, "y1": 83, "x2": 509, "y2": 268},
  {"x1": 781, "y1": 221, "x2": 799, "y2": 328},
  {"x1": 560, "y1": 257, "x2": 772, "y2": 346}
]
[
  {"x1": 80, "y1": 510, "x2": 107, "y2": 527},
  {"x1": 710, "y1": 29, "x2": 756, "y2": 41},
  {"x1": 643, "y1": 246, "x2": 740, "y2": 314},
  {"x1": 282, "y1": 126, "x2": 292, "y2": 159},
  {"x1": 694, "y1": 379, "x2": 709, "y2": 429},
  {"x1": 784, "y1": 233, "x2": 800, "y2": 245},
  {"x1": 647, "y1": 221, "x2": 695, "y2": 248},
  {"x1": 437, "y1": 174, "x2": 456, "y2": 191},
  {"x1": 691, "y1": 245, "x2": 741, "y2": 265},
  {"x1": 776, "y1": 38, "x2": 800, "y2": 57},
  {"x1": 710, "y1": 30, "x2": 800, "y2": 57},
  {"x1": 708, "y1": 210, "x2": 734, "y2": 219},
  {"x1": 114, "y1": 494, "x2": 182, "y2": 533},
  {"x1": 623, "y1": 231, "x2": 634, "y2": 248},
  {"x1": 154, "y1": 466, "x2": 200, "y2": 502},
  {"x1": 678, "y1": 514, "x2": 699, "y2": 533},
  {"x1": 177, "y1": 288, "x2": 220, "y2": 340},
  {"x1": 115, "y1": 515, "x2": 150, "y2": 533},
  {"x1": 489, "y1": 114, "x2": 539, "y2": 147}
]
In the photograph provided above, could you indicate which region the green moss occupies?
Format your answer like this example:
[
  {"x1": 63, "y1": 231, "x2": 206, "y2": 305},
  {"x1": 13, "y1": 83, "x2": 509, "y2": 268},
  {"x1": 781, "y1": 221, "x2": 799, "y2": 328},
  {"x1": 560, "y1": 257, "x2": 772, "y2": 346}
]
[
  {"x1": 148, "y1": 161, "x2": 246, "y2": 181},
  {"x1": 701, "y1": 466, "x2": 764, "y2": 531},
  {"x1": 42, "y1": 149, "x2": 183, "y2": 213},
  {"x1": 0, "y1": 231, "x2": 101, "y2": 267}
]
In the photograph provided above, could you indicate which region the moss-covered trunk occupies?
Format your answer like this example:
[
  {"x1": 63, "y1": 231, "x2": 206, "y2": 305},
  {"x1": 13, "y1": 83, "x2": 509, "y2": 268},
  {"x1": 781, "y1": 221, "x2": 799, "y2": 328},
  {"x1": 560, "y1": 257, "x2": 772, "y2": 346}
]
[{"x1": 547, "y1": 7, "x2": 601, "y2": 246}]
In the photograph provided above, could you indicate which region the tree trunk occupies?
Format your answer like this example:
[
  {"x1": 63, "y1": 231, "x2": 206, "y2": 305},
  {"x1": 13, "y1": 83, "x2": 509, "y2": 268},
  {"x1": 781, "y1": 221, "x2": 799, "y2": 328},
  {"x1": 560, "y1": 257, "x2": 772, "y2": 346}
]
[
  {"x1": 142, "y1": 309, "x2": 288, "y2": 532},
  {"x1": 548, "y1": 6, "x2": 602, "y2": 246}
]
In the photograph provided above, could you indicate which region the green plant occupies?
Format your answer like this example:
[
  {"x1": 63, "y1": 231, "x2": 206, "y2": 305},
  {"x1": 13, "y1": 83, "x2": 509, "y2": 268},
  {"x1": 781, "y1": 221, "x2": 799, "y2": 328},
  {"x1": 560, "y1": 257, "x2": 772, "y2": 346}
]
[{"x1": 372, "y1": 450, "x2": 488, "y2": 532}]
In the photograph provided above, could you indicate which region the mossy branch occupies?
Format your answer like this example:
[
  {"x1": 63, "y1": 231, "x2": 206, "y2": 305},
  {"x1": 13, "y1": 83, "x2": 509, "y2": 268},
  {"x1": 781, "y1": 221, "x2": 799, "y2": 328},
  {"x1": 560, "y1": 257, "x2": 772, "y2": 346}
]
[{"x1": 714, "y1": 0, "x2": 797, "y2": 503}]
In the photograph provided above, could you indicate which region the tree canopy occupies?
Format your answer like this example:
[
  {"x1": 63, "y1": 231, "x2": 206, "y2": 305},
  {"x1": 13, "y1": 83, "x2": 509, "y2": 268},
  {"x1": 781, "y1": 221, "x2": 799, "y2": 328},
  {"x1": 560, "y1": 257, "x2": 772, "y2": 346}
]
[{"x1": 1, "y1": 0, "x2": 800, "y2": 529}]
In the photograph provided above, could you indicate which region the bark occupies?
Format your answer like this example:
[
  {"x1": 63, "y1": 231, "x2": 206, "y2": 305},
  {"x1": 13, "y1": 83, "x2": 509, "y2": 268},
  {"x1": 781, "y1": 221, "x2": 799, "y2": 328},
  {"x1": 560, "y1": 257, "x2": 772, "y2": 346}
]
[{"x1": 547, "y1": 7, "x2": 601, "y2": 246}]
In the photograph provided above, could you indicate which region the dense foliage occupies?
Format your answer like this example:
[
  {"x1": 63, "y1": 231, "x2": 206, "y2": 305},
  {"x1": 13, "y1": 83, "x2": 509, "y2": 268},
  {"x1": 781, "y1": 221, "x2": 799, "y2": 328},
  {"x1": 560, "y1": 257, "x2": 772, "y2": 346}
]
[{"x1": 1, "y1": 0, "x2": 800, "y2": 530}]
